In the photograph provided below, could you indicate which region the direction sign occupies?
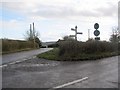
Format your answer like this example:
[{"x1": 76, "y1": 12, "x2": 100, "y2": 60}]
[
  {"x1": 94, "y1": 30, "x2": 100, "y2": 36},
  {"x1": 94, "y1": 23, "x2": 99, "y2": 29},
  {"x1": 77, "y1": 32, "x2": 83, "y2": 34},
  {"x1": 71, "y1": 28, "x2": 76, "y2": 31}
]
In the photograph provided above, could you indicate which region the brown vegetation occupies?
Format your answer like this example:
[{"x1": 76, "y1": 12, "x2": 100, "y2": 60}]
[{"x1": 2, "y1": 39, "x2": 39, "y2": 54}]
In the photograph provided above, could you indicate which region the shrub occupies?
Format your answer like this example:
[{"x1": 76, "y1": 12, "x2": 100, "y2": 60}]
[
  {"x1": 59, "y1": 40, "x2": 80, "y2": 57},
  {"x1": 2, "y1": 39, "x2": 39, "y2": 53},
  {"x1": 58, "y1": 40, "x2": 118, "y2": 59},
  {"x1": 82, "y1": 41, "x2": 116, "y2": 54}
]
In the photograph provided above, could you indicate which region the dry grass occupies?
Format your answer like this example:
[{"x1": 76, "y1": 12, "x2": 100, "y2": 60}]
[{"x1": 2, "y1": 39, "x2": 39, "y2": 54}]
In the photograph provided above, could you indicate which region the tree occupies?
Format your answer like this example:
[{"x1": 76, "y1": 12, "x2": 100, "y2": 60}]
[
  {"x1": 109, "y1": 26, "x2": 120, "y2": 43},
  {"x1": 24, "y1": 23, "x2": 41, "y2": 48},
  {"x1": 35, "y1": 36, "x2": 41, "y2": 47}
]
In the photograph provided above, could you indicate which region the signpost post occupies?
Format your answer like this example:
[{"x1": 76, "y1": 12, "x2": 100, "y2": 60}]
[
  {"x1": 70, "y1": 26, "x2": 83, "y2": 41},
  {"x1": 94, "y1": 23, "x2": 100, "y2": 40}
]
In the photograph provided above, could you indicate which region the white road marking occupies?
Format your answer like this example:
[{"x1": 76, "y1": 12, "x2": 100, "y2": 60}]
[
  {"x1": 1, "y1": 56, "x2": 37, "y2": 68},
  {"x1": 27, "y1": 57, "x2": 32, "y2": 60},
  {"x1": 15, "y1": 60, "x2": 22, "y2": 63},
  {"x1": 0, "y1": 64, "x2": 7, "y2": 68},
  {"x1": 32, "y1": 56, "x2": 36, "y2": 59},
  {"x1": 9, "y1": 62, "x2": 16, "y2": 65},
  {"x1": 52, "y1": 77, "x2": 88, "y2": 89},
  {"x1": 23, "y1": 58, "x2": 28, "y2": 61}
]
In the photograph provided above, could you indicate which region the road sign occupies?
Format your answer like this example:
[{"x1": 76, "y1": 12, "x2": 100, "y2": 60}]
[
  {"x1": 71, "y1": 26, "x2": 83, "y2": 41},
  {"x1": 95, "y1": 37, "x2": 100, "y2": 40},
  {"x1": 94, "y1": 23, "x2": 99, "y2": 29},
  {"x1": 94, "y1": 30, "x2": 100, "y2": 36},
  {"x1": 77, "y1": 32, "x2": 83, "y2": 34},
  {"x1": 71, "y1": 28, "x2": 76, "y2": 31}
]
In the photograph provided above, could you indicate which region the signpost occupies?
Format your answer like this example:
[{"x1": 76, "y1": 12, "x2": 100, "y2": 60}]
[
  {"x1": 94, "y1": 23, "x2": 100, "y2": 40},
  {"x1": 70, "y1": 26, "x2": 83, "y2": 41}
]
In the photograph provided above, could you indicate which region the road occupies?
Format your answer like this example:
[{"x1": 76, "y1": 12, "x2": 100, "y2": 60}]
[
  {"x1": 2, "y1": 48, "x2": 53, "y2": 65},
  {"x1": 2, "y1": 55, "x2": 119, "y2": 89}
]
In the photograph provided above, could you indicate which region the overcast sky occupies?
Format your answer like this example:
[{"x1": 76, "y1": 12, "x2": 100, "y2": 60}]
[{"x1": 0, "y1": 0, "x2": 118, "y2": 42}]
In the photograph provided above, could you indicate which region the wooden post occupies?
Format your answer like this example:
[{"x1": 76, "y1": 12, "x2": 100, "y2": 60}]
[{"x1": 33, "y1": 22, "x2": 35, "y2": 48}]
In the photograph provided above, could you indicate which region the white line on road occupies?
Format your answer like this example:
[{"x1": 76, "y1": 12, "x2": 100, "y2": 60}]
[
  {"x1": 51, "y1": 77, "x2": 88, "y2": 89},
  {"x1": 9, "y1": 62, "x2": 16, "y2": 65},
  {"x1": 0, "y1": 64, "x2": 7, "y2": 68},
  {"x1": 32, "y1": 56, "x2": 36, "y2": 59},
  {"x1": 15, "y1": 60, "x2": 22, "y2": 63},
  {"x1": 0, "y1": 56, "x2": 37, "y2": 68}
]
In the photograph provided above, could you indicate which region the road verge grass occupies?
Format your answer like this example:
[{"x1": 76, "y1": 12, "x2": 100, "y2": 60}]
[
  {"x1": 37, "y1": 48, "x2": 119, "y2": 61},
  {"x1": 37, "y1": 40, "x2": 120, "y2": 61},
  {"x1": 37, "y1": 48, "x2": 59, "y2": 60}
]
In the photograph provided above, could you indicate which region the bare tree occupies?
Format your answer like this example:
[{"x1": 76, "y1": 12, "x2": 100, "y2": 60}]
[
  {"x1": 110, "y1": 26, "x2": 120, "y2": 43},
  {"x1": 24, "y1": 23, "x2": 41, "y2": 48},
  {"x1": 25, "y1": 24, "x2": 39, "y2": 40}
]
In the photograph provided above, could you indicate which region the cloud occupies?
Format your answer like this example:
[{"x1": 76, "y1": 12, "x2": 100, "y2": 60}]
[
  {"x1": 1, "y1": 1, "x2": 118, "y2": 21},
  {"x1": 95, "y1": 2, "x2": 118, "y2": 17},
  {"x1": 1, "y1": 0, "x2": 118, "y2": 41}
]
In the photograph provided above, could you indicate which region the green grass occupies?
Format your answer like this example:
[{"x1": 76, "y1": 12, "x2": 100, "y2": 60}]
[
  {"x1": 37, "y1": 48, "x2": 59, "y2": 60},
  {"x1": 37, "y1": 48, "x2": 120, "y2": 61}
]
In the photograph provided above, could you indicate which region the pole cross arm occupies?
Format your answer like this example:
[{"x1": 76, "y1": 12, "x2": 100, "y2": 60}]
[
  {"x1": 70, "y1": 26, "x2": 83, "y2": 41},
  {"x1": 77, "y1": 32, "x2": 83, "y2": 34},
  {"x1": 71, "y1": 28, "x2": 76, "y2": 31}
]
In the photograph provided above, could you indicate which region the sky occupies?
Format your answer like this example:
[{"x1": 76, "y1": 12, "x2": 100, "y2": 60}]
[{"x1": 0, "y1": 0, "x2": 119, "y2": 42}]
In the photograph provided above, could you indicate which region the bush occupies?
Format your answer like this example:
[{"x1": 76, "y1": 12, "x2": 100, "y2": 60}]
[
  {"x1": 58, "y1": 40, "x2": 119, "y2": 60},
  {"x1": 82, "y1": 41, "x2": 117, "y2": 53},
  {"x1": 59, "y1": 40, "x2": 80, "y2": 57},
  {"x1": 2, "y1": 39, "x2": 39, "y2": 53}
]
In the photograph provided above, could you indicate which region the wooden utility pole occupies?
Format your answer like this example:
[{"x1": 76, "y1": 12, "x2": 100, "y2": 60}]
[
  {"x1": 30, "y1": 24, "x2": 32, "y2": 39},
  {"x1": 33, "y1": 22, "x2": 35, "y2": 48},
  {"x1": 88, "y1": 29, "x2": 90, "y2": 40}
]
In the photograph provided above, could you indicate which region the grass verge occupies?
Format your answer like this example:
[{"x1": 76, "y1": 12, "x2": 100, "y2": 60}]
[
  {"x1": 37, "y1": 48, "x2": 120, "y2": 61},
  {"x1": 37, "y1": 48, "x2": 59, "y2": 60}
]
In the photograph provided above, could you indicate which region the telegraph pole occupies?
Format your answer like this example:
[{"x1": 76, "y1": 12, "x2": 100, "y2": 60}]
[
  {"x1": 33, "y1": 22, "x2": 35, "y2": 48},
  {"x1": 30, "y1": 24, "x2": 32, "y2": 39},
  {"x1": 70, "y1": 26, "x2": 83, "y2": 41},
  {"x1": 88, "y1": 29, "x2": 90, "y2": 40}
]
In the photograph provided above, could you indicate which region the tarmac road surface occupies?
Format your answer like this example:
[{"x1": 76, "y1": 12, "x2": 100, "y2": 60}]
[
  {"x1": 1, "y1": 48, "x2": 53, "y2": 65},
  {"x1": 2, "y1": 55, "x2": 119, "y2": 89}
]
